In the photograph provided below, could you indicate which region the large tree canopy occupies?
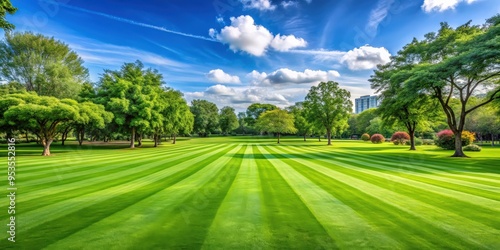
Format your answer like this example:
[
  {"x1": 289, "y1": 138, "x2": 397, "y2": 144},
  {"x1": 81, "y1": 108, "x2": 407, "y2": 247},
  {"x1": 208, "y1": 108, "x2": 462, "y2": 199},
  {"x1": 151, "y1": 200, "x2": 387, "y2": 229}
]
[
  {"x1": 245, "y1": 103, "x2": 278, "y2": 130},
  {"x1": 1, "y1": 93, "x2": 79, "y2": 156},
  {"x1": 96, "y1": 60, "x2": 162, "y2": 148},
  {"x1": 394, "y1": 16, "x2": 500, "y2": 156},
  {"x1": 304, "y1": 81, "x2": 352, "y2": 145},
  {"x1": 256, "y1": 109, "x2": 297, "y2": 144},
  {"x1": 0, "y1": 32, "x2": 89, "y2": 99},
  {"x1": 190, "y1": 99, "x2": 219, "y2": 137},
  {"x1": 0, "y1": 0, "x2": 16, "y2": 31}
]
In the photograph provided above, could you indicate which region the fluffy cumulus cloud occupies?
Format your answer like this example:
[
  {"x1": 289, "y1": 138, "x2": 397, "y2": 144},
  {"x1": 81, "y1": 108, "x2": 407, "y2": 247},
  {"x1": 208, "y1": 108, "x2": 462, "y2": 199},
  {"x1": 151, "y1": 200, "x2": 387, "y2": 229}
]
[
  {"x1": 205, "y1": 84, "x2": 236, "y2": 96},
  {"x1": 209, "y1": 15, "x2": 307, "y2": 56},
  {"x1": 207, "y1": 69, "x2": 241, "y2": 84},
  {"x1": 340, "y1": 45, "x2": 391, "y2": 70},
  {"x1": 249, "y1": 68, "x2": 340, "y2": 85},
  {"x1": 241, "y1": 0, "x2": 276, "y2": 11},
  {"x1": 270, "y1": 34, "x2": 307, "y2": 51},
  {"x1": 422, "y1": 0, "x2": 477, "y2": 12}
]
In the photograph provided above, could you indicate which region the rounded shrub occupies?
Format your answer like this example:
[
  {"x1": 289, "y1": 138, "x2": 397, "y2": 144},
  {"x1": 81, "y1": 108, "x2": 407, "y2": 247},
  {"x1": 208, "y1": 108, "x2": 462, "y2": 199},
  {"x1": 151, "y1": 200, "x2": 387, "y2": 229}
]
[
  {"x1": 370, "y1": 134, "x2": 385, "y2": 144},
  {"x1": 463, "y1": 144, "x2": 481, "y2": 152},
  {"x1": 422, "y1": 139, "x2": 434, "y2": 145},
  {"x1": 361, "y1": 133, "x2": 370, "y2": 141},
  {"x1": 391, "y1": 131, "x2": 410, "y2": 145},
  {"x1": 435, "y1": 130, "x2": 475, "y2": 150}
]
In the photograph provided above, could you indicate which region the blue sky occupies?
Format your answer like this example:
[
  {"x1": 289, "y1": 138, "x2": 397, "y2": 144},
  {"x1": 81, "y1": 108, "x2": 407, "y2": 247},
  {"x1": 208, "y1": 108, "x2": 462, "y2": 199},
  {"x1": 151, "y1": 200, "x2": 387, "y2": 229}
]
[{"x1": 4, "y1": 0, "x2": 500, "y2": 111}]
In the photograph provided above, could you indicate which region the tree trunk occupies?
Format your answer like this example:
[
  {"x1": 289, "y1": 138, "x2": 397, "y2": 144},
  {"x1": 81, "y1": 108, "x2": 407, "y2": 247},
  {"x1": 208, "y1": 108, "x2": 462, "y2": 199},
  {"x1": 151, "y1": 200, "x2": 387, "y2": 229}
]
[
  {"x1": 318, "y1": 134, "x2": 321, "y2": 142},
  {"x1": 25, "y1": 131, "x2": 29, "y2": 143},
  {"x1": 41, "y1": 138, "x2": 53, "y2": 156},
  {"x1": 277, "y1": 132, "x2": 280, "y2": 144},
  {"x1": 492, "y1": 134, "x2": 495, "y2": 147},
  {"x1": 138, "y1": 133, "x2": 143, "y2": 147},
  {"x1": 452, "y1": 132, "x2": 466, "y2": 157},
  {"x1": 303, "y1": 133, "x2": 306, "y2": 141},
  {"x1": 154, "y1": 134, "x2": 158, "y2": 147},
  {"x1": 409, "y1": 129, "x2": 416, "y2": 151},
  {"x1": 173, "y1": 134, "x2": 177, "y2": 144},
  {"x1": 327, "y1": 129, "x2": 332, "y2": 145},
  {"x1": 61, "y1": 131, "x2": 68, "y2": 146},
  {"x1": 78, "y1": 130, "x2": 84, "y2": 146},
  {"x1": 130, "y1": 127, "x2": 135, "y2": 148}
]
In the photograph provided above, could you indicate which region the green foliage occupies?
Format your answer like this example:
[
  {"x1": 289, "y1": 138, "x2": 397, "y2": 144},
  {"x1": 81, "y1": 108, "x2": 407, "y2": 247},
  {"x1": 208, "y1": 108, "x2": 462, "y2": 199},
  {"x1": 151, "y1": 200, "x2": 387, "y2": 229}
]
[
  {"x1": 0, "y1": 0, "x2": 16, "y2": 31},
  {"x1": 370, "y1": 134, "x2": 385, "y2": 144},
  {"x1": 256, "y1": 109, "x2": 297, "y2": 143},
  {"x1": 288, "y1": 102, "x2": 312, "y2": 140},
  {"x1": 422, "y1": 139, "x2": 434, "y2": 145},
  {"x1": 219, "y1": 106, "x2": 238, "y2": 135},
  {"x1": 405, "y1": 138, "x2": 423, "y2": 146},
  {"x1": 361, "y1": 133, "x2": 370, "y2": 141},
  {"x1": 354, "y1": 109, "x2": 378, "y2": 135},
  {"x1": 395, "y1": 17, "x2": 500, "y2": 156},
  {"x1": 463, "y1": 144, "x2": 482, "y2": 152},
  {"x1": 1, "y1": 92, "x2": 79, "y2": 155},
  {"x1": 190, "y1": 99, "x2": 219, "y2": 137},
  {"x1": 0, "y1": 32, "x2": 89, "y2": 99},
  {"x1": 304, "y1": 81, "x2": 352, "y2": 145},
  {"x1": 245, "y1": 103, "x2": 278, "y2": 130},
  {"x1": 95, "y1": 61, "x2": 162, "y2": 147}
]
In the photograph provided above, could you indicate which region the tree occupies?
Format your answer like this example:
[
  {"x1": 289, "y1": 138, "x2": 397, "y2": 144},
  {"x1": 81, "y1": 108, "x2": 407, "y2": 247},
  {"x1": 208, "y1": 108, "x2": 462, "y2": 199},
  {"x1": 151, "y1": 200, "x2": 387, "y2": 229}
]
[
  {"x1": 236, "y1": 112, "x2": 248, "y2": 134},
  {"x1": 371, "y1": 62, "x2": 441, "y2": 150},
  {"x1": 304, "y1": 81, "x2": 352, "y2": 145},
  {"x1": 74, "y1": 102, "x2": 113, "y2": 146},
  {"x1": 190, "y1": 99, "x2": 219, "y2": 137},
  {"x1": 0, "y1": 32, "x2": 89, "y2": 99},
  {"x1": 255, "y1": 109, "x2": 297, "y2": 143},
  {"x1": 245, "y1": 103, "x2": 278, "y2": 131},
  {"x1": 161, "y1": 89, "x2": 193, "y2": 145},
  {"x1": 0, "y1": 0, "x2": 16, "y2": 31},
  {"x1": 288, "y1": 102, "x2": 312, "y2": 141},
  {"x1": 96, "y1": 61, "x2": 162, "y2": 148},
  {"x1": 355, "y1": 108, "x2": 378, "y2": 135},
  {"x1": 219, "y1": 106, "x2": 238, "y2": 135},
  {"x1": 2, "y1": 93, "x2": 79, "y2": 155},
  {"x1": 399, "y1": 17, "x2": 500, "y2": 157}
]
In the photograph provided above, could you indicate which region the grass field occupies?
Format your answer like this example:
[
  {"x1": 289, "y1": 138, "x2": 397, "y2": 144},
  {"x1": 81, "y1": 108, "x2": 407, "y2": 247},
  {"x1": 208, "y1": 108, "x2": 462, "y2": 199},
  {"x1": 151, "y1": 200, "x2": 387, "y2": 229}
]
[{"x1": 1, "y1": 136, "x2": 500, "y2": 249}]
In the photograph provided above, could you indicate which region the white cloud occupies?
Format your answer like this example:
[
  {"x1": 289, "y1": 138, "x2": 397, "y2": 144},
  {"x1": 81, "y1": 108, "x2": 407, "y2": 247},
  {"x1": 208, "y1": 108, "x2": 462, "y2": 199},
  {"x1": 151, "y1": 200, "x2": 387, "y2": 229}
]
[
  {"x1": 281, "y1": 1, "x2": 298, "y2": 8},
  {"x1": 271, "y1": 34, "x2": 307, "y2": 51},
  {"x1": 209, "y1": 15, "x2": 308, "y2": 56},
  {"x1": 367, "y1": 0, "x2": 395, "y2": 34},
  {"x1": 250, "y1": 68, "x2": 340, "y2": 86},
  {"x1": 205, "y1": 84, "x2": 237, "y2": 96},
  {"x1": 241, "y1": 0, "x2": 277, "y2": 11},
  {"x1": 216, "y1": 16, "x2": 224, "y2": 24},
  {"x1": 340, "y1": 45, "x2": 391, "y2": 70},
  {"x1": 422, "y1": 0, "x2": 477, "y2": 12},
  {"x1": 207, "y1": 69, "x2": 241, "y2": 84}
]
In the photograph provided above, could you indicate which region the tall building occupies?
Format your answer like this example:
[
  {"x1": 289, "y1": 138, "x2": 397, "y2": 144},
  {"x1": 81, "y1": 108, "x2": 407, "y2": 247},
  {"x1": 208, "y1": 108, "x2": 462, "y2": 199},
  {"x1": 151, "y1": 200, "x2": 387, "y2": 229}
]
[{"x1": 355, "y1": 95, "x2": 380, "y2": 114}]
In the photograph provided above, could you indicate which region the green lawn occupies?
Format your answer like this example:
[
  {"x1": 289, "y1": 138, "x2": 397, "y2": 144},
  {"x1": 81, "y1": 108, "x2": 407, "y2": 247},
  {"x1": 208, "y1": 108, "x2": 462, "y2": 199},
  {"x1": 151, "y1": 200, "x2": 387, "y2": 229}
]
[{"x1": 1, "y1": 137, "x2": 500, "y2": 249}]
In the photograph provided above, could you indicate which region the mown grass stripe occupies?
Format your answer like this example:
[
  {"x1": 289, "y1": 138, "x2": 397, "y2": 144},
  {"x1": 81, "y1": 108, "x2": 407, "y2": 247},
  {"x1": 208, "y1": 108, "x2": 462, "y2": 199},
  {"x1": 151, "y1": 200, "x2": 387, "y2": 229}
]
[
  {"x1": 252, "y1": 146, "x2": 336, "y2": 249},
  {"x1": 10, "y1": 143, "x2": 236, "y2": 234},
  {"x1": 43, "y1": 145, "x2": 245, "y2": 250},
  {"x1": 264, "y1": 145, "x2": 457, "y2": 249},
  {"x1": 258, "y1": 145, "x2": 400, "y2": 249},
  {"x1": 291, "y1": 146, "x2": 500, "y2": 203},
  {"x1": 16, "y1": 143, "x2": 225, "y2": 189},
  {"x1": 16, "y1": 143, "x2": 208, "y2": 173},
  {"x1": 202, "y1": 144, "x2": 269, "y2": 249},
  {"x1": 3, "y1": 144, "x2": 232, "y2": 215},
  {"x1": 337, "y1": 149, "x2": 500, "y2": 186},
  {"x1": 278, "y1": 146, "x2": 500, "y2": 248}
]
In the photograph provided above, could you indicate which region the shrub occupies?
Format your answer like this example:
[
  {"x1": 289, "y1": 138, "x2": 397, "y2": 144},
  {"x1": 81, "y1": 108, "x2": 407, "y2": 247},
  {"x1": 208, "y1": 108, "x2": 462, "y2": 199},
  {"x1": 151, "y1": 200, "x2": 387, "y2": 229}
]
[
  {"x1": 361, "y1": 133, "x2": 370, "y2": 141},
  {"x1": 435, "y1": 130, "x2": 475, "y2": 150},
  {"x1": 405, "y1": 138, "x2": 423, "y2": 146},
  {"x1": 463, "y1": 144, "x2": 481, "y2": 152},
  {"x1": 422, "y1": 139, "x2": 434, "y2": 145},
  {"x1": 370, "y1": 134, "x2": 385, "y2": 144},
  {"x1": 391, "y1": 131, "x2": 410, "y2": 145}
]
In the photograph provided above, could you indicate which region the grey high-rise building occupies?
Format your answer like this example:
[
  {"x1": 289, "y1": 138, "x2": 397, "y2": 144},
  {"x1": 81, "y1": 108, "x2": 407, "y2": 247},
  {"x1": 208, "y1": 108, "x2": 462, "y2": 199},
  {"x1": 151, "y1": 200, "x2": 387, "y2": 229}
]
[{"x1": 355, "y1": 95, "x2": 380, "y2": 114}]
